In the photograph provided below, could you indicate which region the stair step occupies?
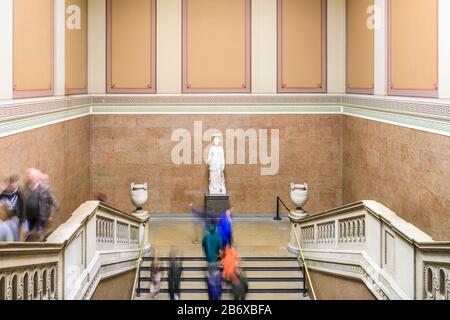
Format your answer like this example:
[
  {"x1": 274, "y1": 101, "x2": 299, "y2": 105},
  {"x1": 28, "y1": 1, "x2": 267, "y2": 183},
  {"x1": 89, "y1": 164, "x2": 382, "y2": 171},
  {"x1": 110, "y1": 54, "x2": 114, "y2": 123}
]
[
  {"x1": 140, "y1": 266, "x2": 300, "y2": 272},
  {"x1": 135, "y1": 292, "x2": 309, "y2": 301},
  {"x1": 141, "y1": 262, "x2": 300, "y2": 270},
  {"x1": 139, "y1": 281, "x2": 304, "y2": 290},
  {"x1": 143, "y1": 256, "x2": 298, "y2": 262},
  {"x1": 139, "y1": 270, "x2": 303, "y2": 278},
  {"x1": 137, "y1": 288, "x2": 307, "y2": 294},
  {"x1": 140, "y1": 277, "x2": 303, "y2": 282}
]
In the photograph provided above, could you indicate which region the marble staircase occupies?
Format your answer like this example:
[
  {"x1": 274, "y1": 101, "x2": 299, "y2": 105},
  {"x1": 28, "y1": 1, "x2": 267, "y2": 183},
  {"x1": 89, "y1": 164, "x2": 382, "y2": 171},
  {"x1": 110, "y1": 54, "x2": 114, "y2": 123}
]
[{"x1": 134, "y1": 254, "x2": 309, "y2": 300}]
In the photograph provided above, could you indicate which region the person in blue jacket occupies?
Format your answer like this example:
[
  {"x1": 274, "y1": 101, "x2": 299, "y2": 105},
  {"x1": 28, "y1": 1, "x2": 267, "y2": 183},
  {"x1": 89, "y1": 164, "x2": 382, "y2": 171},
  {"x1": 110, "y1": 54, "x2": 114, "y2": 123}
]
[{"x1": 218, "y1": 207, "x2": 233, "y2": 248}]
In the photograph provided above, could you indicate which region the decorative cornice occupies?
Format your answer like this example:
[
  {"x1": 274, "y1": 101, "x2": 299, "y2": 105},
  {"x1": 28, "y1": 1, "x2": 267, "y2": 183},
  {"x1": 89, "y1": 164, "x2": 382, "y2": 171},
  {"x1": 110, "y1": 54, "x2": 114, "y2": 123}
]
[
  {"x1": 343, "y1": 106, "x2": 450, "y2": 136},
  {"x1": 91, "y1": 105, "x2": 342, "y2": 114},
  {"x1": 91, "y1": 94, "x2": 342, "y2": 106},
  {"x1": 342, "y1": 96, "x2": 450, "y2": 120},
  {"x1": 0, "y1": 106, "x2": 90, "y2": 138},
  {"x1": 0, "y1": 96, "x2": 91, "y2": 120},
  {"x1": 0, "y1": 94, "x2": 449, "y2": 138}
]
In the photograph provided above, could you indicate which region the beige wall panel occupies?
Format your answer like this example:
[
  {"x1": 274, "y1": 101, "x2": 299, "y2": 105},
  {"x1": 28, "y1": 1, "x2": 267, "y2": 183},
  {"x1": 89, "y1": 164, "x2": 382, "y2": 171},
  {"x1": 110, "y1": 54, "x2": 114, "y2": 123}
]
[
  {"x1": 309, "y1": 270, "x2": 376, "y2": 300},
  {"x1": 390, "y1": 0, "x2": 438, "y2": 93},
  {"x1": 343, "y1": 116, "x2": 450, "y2": 241},
  {"x1": 347, "y1": 0, "x2": 374, "y2": 92},
  {"x1": 91, "y1": 270, "x2": 136, "y2": 300},
  {"x1": 0, "y1": 117, "x2": 91, "y2": 232},
  {"x1": 66, "y1": 0, "x2": 87, "y2": 94},
  {"x1": 13, "y1": 0, "x2": 53, "y2": 97},
  {"x1": 184, "y1": 0, "x2": 250, "y2": 91},
  {"x1": 90, "y1": 114, "x2": 343, "y2": 215},
  {"x1": 279, "y1": 0, "x2": 325, "y2": 91},
  {"x1": 108, "y1": 0, "x2": 154, "y2": 91}
]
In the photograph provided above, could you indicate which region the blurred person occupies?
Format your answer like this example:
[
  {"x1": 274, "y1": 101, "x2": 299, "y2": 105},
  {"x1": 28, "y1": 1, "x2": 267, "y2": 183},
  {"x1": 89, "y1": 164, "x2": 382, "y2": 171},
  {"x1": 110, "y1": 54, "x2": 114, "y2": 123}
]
[
  {"x1": 168, "y1": 248, "x2": 182, "y2": 300},
  {"x1": 230, "y1": 268, "x2": 248, "y2": 301},
  {"x1": 0, "y1": 202, "x2": 20, "y2": 242},
  {"x1": 202, "y1": 223, "x2": 223, "y2": 264},
  {"x1": 23, "y1": 168, "x2": 60, "y2": 241},
  {"x1": 188, "y1": 203, "x2": 218, "y2": 244},
  {"x1": 206, "y1": 262, "x2": 222, "y2": 300},
  {"x1": 150, "y1": 252, "x2": 161, "y2": 300},
  {"x1": 188, "y1": 203, "x2": 204, "y2": 244},
  {"x1": 220, "y1": 243, "x2": 239, "y2": 282},
  {"x1": 0, "y1": 175, "x2": 25, "y2": 222},
  {"x1": 218, "y1": 207, "x2": 233, "y2": 248}
]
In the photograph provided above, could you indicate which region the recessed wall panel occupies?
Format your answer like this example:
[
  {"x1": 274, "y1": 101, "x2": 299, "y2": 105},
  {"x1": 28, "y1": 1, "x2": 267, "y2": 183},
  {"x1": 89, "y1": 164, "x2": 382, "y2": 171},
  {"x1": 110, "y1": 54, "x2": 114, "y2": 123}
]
[
  {"x1": 106, "y1": 0, "x2": 156, "y2": 93},
  {"x1": 278, "y1": 0, "x2": 327, "y2": 93},
  {"x1": 65, "y1": 0, "x2": 88, "y2": 95},
  {"x1": 388, "y1": 0, "x2": 438, "y2": 98},
  {"x1": 182, "y1": 0, "x2": 251, "y2": 93},
  {"x1": 346, "y1": 0, "x2": 374, "y2": 94},
  {"x1": 13, "y1": 0, "x2": 54, "y2": 98}
]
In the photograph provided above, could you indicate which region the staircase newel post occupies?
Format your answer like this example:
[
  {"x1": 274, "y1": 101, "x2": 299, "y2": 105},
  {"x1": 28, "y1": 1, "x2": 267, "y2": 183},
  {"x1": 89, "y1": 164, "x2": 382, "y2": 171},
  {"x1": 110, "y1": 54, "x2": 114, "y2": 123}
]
[{"x1": 288, "y1": 213, "x2": 308, "y2": 255}]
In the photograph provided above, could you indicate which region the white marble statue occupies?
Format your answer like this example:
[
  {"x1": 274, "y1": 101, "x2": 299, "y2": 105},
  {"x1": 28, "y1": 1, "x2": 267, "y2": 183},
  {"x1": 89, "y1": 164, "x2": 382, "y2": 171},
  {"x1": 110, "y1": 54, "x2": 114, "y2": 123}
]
[{"x1": 207, "y1": 134, "x2": 226, "y2": 195}]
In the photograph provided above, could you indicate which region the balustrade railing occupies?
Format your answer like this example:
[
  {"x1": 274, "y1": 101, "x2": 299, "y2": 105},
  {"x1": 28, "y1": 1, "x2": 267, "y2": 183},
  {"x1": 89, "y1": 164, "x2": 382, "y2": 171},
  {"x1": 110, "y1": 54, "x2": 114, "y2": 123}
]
[
  {"x1": 0, "y1": 201, "x2": 149, "y2": 300},
  {"x1": 295, "y1": 200, "x2": 450, "y2": 300}
]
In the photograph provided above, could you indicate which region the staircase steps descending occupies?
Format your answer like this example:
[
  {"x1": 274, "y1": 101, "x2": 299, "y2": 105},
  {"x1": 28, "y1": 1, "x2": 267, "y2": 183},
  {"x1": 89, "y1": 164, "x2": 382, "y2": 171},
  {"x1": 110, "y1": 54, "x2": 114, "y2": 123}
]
[{"x1": 134, "y1": 255, "x2": 309, "y2": 300}]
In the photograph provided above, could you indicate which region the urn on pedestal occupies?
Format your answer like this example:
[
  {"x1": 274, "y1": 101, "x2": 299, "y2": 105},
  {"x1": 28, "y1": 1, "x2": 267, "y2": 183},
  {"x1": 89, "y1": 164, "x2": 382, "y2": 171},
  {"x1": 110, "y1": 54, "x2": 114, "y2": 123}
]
[
  {"x1": 287, "y1": 182, "x2": 309, "y2": 255},
  {"x1": 130, "y1": 182, "x2": 148, "y2": 214},
  {"x1": 290, "y1": 182, "x2": 308, "y2": 216}
]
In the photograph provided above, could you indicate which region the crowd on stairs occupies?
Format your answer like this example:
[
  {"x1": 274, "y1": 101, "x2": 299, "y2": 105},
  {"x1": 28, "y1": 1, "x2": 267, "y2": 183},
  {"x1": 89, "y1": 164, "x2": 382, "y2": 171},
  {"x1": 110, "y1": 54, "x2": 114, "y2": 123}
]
[
  {"x1": 147, "y1": 204, "x2": 249, "y2": 301},
  {"x1": 0, "y1": 168, "x2": 59, "y2": 242}
]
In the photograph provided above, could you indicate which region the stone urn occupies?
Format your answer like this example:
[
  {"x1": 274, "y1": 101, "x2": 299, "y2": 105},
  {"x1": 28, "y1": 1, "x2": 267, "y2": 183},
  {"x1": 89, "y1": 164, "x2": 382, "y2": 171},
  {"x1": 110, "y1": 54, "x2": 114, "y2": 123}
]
[
  {"x1": 130, "y1": 183, "x2": 148, "y2": 214},
  {"x1": 288, "y1": 182, "x2": 309, "y2": 255},
  {"x1": 290, "y1": 182, "x2": 308, "y2": 215}
]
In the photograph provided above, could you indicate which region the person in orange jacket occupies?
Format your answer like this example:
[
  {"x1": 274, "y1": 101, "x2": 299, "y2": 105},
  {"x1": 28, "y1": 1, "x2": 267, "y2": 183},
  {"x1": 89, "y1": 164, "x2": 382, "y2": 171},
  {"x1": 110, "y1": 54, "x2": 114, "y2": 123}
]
[{"x1": 220, "y1": 243, "x2": 239, "y2": 282}]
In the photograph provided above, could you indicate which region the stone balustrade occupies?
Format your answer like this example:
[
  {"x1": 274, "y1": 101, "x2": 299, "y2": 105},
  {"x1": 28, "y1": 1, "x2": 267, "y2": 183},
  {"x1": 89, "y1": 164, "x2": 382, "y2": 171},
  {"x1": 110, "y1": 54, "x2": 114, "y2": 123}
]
[
  {"x1": 0, "y1": 201, "x2": 150, "y2": 300},
  {"x1": 295, "y1": 200, "x2": 450, "y2": 300}
]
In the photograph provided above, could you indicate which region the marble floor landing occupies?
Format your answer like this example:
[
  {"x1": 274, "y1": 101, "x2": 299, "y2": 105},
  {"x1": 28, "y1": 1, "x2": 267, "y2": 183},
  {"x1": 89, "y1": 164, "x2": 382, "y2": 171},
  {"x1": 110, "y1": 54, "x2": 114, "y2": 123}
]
[{"x1": 148, "y1": 216, "x2": 293, "y2": 258}]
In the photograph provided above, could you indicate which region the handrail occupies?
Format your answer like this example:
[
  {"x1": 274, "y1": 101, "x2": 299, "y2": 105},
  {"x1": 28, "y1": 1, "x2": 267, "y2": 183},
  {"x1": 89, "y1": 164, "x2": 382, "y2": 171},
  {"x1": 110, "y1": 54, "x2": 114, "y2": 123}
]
[
  {"x1": 1, "y1": 201, "x2": 148, "y2": 300},
  {"x1": 291, "y1": 222, "x2": 317, "y2": 300},
  {"x1": 131, "y1": 235, "x2": 146, "y2": 300},
  {"x1": 298, "y1": 200, "x2": 433, "y2": 245},
  {"x1": 275, "y1": 196, "x2": 292, "y2": 221},
  {"x1": 290, "y1": 199, "x2": 450, "y2": 300}
]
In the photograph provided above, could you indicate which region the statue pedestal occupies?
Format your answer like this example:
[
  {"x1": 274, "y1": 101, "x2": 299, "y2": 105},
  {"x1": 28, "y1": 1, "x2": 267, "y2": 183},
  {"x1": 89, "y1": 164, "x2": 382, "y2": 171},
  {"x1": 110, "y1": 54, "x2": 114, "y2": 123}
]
[
  {"x1": 287, "y1": 210, "x2": 308, "y2": 255},
  {"x1": 205, "y1": 192, "x2": 230, "y2": 216}
]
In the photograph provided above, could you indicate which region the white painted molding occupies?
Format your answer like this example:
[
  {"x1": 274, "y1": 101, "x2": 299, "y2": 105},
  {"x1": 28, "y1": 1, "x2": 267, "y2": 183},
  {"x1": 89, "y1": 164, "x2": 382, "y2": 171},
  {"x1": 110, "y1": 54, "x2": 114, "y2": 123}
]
[
  {"x1": 54, "y1": 0, "x2": 66, "y2": 96},
  {"x1": 156, "y1": 0, "x2": 182, "y2": 94},
  {"x1": 327, "y1": 0, "x2": 346, "y2": 93},
  {"x1": 374, "y1": 0, "x2": 387, "y2": 96},
  {"x1": 252, "y1": 0, "x2": 277, "y2": 94},
  {"x1": 88, "y1": 0, "x2": 106, "y2": 94}
]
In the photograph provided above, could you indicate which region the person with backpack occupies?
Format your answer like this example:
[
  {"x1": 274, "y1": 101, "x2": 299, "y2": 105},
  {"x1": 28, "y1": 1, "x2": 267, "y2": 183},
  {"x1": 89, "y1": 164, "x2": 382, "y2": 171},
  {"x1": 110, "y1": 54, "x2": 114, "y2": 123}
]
[{"x1": 230, "y1": 268, "x2": 249, "y2": 300}]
